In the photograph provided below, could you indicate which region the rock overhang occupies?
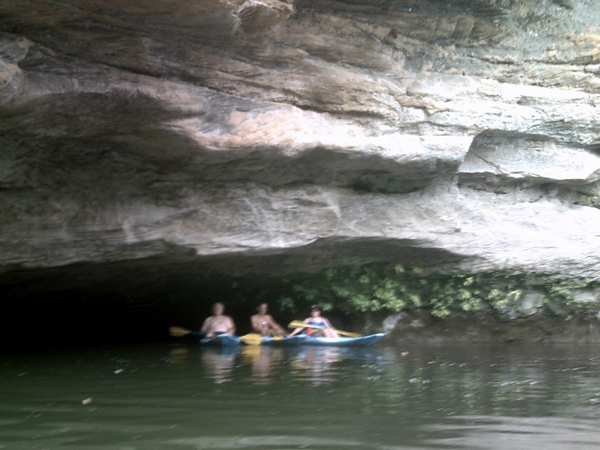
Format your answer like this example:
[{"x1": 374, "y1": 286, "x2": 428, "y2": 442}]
[{"x1": 1, "y1": 0, "x2": 600, "y2": 308}]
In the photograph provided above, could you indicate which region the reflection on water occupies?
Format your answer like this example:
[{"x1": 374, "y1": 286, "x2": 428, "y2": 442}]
[
  {"x1": 217, "y1": 345, "x2": 374, "y2": 386},
  {"x1": 1, "y1": 343, "x2": 600, "y2": 449},
  {"x1": 167, "y1": 347, "x2": 190, "y2": 365},
  {"x1": 290, "y1": 347, "x2": 347, "y2": 385},
  {"x1": 240, "y1": 346, "x2": 285, "y2": 385},
  {"x1": 200, "y1": 347, "x2": 239, "y2": 384}
]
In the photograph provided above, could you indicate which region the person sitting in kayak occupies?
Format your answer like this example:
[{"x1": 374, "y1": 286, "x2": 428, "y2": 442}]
[
  {"x1": 250, "y1": 303, "x2": 289, "y2": 337},
  {"x1": 289, "y1": 305, "x2": 339, "y2": 338},
  {"x1": 201, "y1": 302, "x2": 236, "y2": 338}
]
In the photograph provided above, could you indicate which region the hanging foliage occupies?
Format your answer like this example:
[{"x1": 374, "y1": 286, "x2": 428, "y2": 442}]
[{"x1": 272, "y1": 263, "x2": 600, "y2": 319}]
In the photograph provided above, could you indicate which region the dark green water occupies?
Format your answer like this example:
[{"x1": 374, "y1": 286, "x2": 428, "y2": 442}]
[{"x1": 2, "y1": 342, "x2": 600, "y2": 449}]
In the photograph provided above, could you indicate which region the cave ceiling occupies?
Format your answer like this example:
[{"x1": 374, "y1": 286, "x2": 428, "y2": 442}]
[{"x1": 2, "y1": 0, "x2": 600, "y2": 299}]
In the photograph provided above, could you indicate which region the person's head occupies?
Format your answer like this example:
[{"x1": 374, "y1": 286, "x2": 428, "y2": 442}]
[
  {"x1": 310, "y1": 304, "x2": 322, "y2": 316},
  {"x1": 213, "y1": 302, "x2": 225, "y2": 315},
  {"x1": 257, "y1": 303, "x2": 268, "y2": 314}
]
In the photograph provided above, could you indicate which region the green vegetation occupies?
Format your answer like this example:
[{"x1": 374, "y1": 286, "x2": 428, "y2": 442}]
[
  {"x1": 273, "y1": 263, "x2": 600, "y2": 319},
  {"x1": 169, "y1": 263, "x2": 599, "y2": 328}
]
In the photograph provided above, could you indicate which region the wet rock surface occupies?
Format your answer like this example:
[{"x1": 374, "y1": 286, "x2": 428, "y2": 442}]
[{"x1": 384, "y1": 310, "x2": 600, "y2": 344}]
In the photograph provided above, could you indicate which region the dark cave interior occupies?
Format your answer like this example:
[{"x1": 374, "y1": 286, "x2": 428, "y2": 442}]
[{"x1": 0, "y1": 260, "x2": 332, "y2": 352}]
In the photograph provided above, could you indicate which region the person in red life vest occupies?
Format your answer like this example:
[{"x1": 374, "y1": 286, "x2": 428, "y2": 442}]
[{"x1": 289, "y1": 304, "x2": 339, "y2": 338}]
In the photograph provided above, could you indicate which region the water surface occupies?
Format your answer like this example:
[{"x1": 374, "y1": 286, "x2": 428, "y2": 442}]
[{"x1": 2, "y1": 342, "x2": 600, "y2": 449}]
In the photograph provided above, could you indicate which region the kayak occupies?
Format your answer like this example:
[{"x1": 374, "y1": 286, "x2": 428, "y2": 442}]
[
  {"x1": 198, "y1": 333, "x2": 384, "y2": 347},
  {"x1": 300, "y1": 333, "x2": 385, "y2": 348},
  {"x1": 237, "y1": 334, "x2": 307, "y2": 346},
  {"x1": 200, "y1": 334, "x2": 241, "y2": 346},
  {"x1": 260, "y1": 335, "x2": 306, "y2": 346}
]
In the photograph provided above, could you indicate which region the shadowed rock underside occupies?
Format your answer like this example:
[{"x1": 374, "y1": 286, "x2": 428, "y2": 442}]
[{"x1": 2, "y1": 0, "x2": 600, "y2": 309}]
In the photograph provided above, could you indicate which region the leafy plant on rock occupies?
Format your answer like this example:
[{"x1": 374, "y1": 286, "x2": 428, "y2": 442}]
[{"x1": 273, "y1": 263, "x2": 600, "y2": 320}]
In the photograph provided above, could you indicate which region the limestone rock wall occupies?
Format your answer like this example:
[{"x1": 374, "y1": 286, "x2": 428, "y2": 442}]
[{"x1": 1, "y1": 0, "x2": 600, "y2": 284}]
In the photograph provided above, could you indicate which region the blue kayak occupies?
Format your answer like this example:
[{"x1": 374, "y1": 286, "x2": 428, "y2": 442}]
[
  {"x1": 260, "y1": 335, "x2": 306, "y2": 346},
  {"x1": 300, "y1": 333, "x2": 385, "y2": 348},
  {"x1": 200, "y1": 334, "x2": 241, "y2": 346}
]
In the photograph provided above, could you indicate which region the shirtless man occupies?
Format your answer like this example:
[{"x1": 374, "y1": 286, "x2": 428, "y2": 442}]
[
  {"x1": 200, "y1": 302, "x2": 236, "y2": 338},
  {"x1": 250, "y1": 303, "x2": 288, "y2": 337}
]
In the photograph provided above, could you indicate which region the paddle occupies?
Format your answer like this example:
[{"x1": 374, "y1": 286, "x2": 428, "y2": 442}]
[
  {"x1": 240, "y1": 333, "x2": 262, "y2": 345},
  {"x1": 287, "y1": 320, "x2": 362, "y2": 338},
  {"x1": 168, "y1": 326, "x2": 206, "y2": 338},
  {"x1": 239, "y1": 333, "x2": 284, "y2": 345}
]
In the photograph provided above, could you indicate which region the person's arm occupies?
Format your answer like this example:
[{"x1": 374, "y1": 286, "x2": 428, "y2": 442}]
[
  {"x1": 226, "y1": 316, "x2": 236, "y2": 335},
  {"x1": 288, "y1": 318, "x2": 308, "y2": 336},
  {"x1": 323, "y1": 318, "x2": 338, "y2": 338},
  {"x1": 200, "y1": 317, "x2": 212, "y2": 336},
  {"x1": 289, "y1": 327, "x2": 304, "y2": 336},
  {"x1": 267, "y1": 315, "x2": 288, "y2": 336}
]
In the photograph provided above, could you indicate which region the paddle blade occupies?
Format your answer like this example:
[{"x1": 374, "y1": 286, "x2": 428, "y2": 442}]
[
  {"x1": 240, "y1": 333, "x2": 263, "y2": 346},
  {"x1": 169, "y1": 326, "x2": 192, "y2": 337}
]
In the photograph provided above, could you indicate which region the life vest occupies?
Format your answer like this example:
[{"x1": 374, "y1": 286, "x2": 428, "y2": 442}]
[{"x1": 307, "y1": 320, "x2": 326, "y2": 336}]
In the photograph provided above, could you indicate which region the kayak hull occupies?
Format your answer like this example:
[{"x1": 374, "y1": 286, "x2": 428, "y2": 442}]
[
  {"x1": 260, "y1": 335, "x2": 306, "y2": 346},
  {"x1": 300, "y1": 333, "x2": 385, "y2": 348},
  {"x1": 199, "y1": 333, "x2": 385, "y2": 347},
  {"x1": 200, "y1": 335, "x2": 241, "y2": 346}
]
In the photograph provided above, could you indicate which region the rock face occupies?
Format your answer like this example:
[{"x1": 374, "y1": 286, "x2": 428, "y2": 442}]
[{"x1": 2, "y1": 0, "x2": 600, "y2": 298}]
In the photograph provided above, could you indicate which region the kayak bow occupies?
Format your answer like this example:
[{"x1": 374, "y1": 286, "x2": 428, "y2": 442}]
[{"x1": 300, "y1": 333, "x2": 385, "y2": 348}]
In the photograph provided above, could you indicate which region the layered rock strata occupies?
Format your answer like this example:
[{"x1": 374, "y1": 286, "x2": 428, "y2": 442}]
[{"x1": 1, "y1": 0, "x2": 600, "y2": 294}]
